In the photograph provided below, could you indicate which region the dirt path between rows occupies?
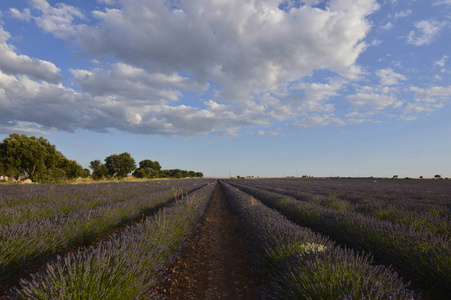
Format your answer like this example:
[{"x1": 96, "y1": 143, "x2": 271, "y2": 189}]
[{"x1": 163, "y1": 182, "x2": 260, "y2": 299}]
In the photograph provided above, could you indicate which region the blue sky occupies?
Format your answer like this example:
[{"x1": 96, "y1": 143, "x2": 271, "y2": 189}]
[{"x1": 0, "y1": 0, "x2": 450, "y2": 178}]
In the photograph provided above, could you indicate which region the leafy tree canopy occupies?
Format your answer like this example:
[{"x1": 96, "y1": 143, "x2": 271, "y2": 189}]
[
  {"x1": 138, "y1": 159, "x2": 161, "y2": 172},
  {"x1": 104, "y1": 152, "x2": 136, "y2": 178},
  {"x1": 0, "y1": 133, "x2": 84, "y2": 182}
]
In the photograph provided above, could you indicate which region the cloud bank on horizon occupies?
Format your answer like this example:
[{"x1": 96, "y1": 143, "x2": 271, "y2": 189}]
[{"x1": 0, "y1": 0, "x2": 450, "y2": 136}]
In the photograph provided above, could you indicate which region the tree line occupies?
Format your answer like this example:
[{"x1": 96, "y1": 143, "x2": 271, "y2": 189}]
[
  {"x1": 0, "y1": 133, "x2": 203, "y2": 183},
  {"x1": 89, "y1": 154, "x2": 203, "y2": 180}
]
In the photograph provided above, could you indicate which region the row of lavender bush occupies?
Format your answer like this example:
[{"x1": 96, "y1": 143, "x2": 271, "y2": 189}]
[
  {"x1": 0, "y1": 180, "x2": 197, "y2": 224},
  {"x1": 227, "y1": 180, "x2": 450, "y2": 297},
  {"x1": 220, "y1": 181, "x2": 416, "y2": 299},
  {"x1": 7, "y1": 182, "x2": 216, "y2": 299},
  {"x1": 232, "y1": 179, "x2": 450, "y2": 235},
  {"x1": 0, "y1": 179, "x2": 211, "y2": 286}
]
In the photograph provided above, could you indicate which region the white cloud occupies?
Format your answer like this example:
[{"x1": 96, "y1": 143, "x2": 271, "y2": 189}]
[
  {"x1": 394, "y1": 10, "x2": 412, "y2": 19},
  {"x1": 250, "y1": 129, "x2": 284, "y2": 136},
  {"x1": 0, "y1": 66, "x2": 270, "y2": 136},
  {"x1": 371, "y1": 39, "x2": 381, "y2": 46},
  {"x1": 251, "y1": 130, "x2": 266, "y2": 136},
  {"x1": 36, "y1": 0, "x2": 378, "y2": 98},
  {"x1": 433, "y1": 0, "x2": 451, "y2": 6},
  {"x1": 290, "y1": 78, "x2": 345, "y2": 112},
  {"x1": 71, "y1": 63, "x2": 208, "y2": 103},
  {"x1": 98, "y1": 0, "x2": 120, "y2": 5},
  {"x1": 376, "y1": 68, "x2": 407, "y2": 86},
  {"x1": 0, "y1": 121, "x2": 55, "y2": 136},
  {"x1": 3, "y1": 0, "x2": 386, "y2": 136},
  {"x1": 9, "y1": 8, "x2": 32, "y2": 21},
  {"x1": 402, "y1": 85, "x2": 451, "y2": 116},
  {"x1": 410, "y1": 85, "x2": 451, "y2": 102},
  {"x1": 0, "y1": 27, "x2": 62, "y2": 83},
  {"x1": 11, "y1": 0, "x2": 85, "y2": 39},
  {"x1": 407, "y1": 20, "x2": 445, "y2": 46},
  {"x1": 293, "y1": 115, "x2": 346, "y2": 127},
  {"x1": 381, "y1": 22, "x2": 393, "y2": 31},
  {"x1": 434, "y1": 55, "x2": 449, "y2": 68},
  {"x1": 347, "y1": 92, "x2": 403, "y2": 110}
]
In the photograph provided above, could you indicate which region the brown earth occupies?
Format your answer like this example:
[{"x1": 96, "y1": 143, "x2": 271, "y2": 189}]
[{"x1": 163, "y1": 183, "x2": 261, "y2": 299}]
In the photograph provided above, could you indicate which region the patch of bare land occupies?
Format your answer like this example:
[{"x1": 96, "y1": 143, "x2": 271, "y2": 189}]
[{"x1": 163, "y1": 183, "x2": 260, "y2": 299}]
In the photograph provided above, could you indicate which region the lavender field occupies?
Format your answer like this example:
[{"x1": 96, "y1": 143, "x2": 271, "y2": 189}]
[
  {"x1": 0, "y1": 179, "x2": 215, "y2": 298},
  {"x1": 0, "y1": 178, "x2": 449, "y2": 299},
  {"x1": 224, "y1": 178, "x2": 450, "y2": 299}
]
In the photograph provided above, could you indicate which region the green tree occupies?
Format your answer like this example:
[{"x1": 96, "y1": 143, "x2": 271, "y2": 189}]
[
  {"x1": 89, "y1": 160, "x2": 108, "y2": 180},
  {"x1": 59, "y1": 159, "x2": 84, "y2": 180},
  {"x1": 159, "y1": 169, "x2": 170, "y2": 178},
  {"x1": 104, "y1": 152, "x2": 136, "y2": 178},
  {"x1": 81, "y1": 168, "x2": 91, "y2": 178},
  {"x1": 133, "y1": 159, "x2": 161, "y2": 179},
  {"x1": 167, "y1": 169, "x2": 183, "y2": 178},
  {"x1": 138, "y1": 159, "x2": 161, "y2": 172},
  {"x1": 133, "y1": 167, "x2": 159, "y2": 179},
  {"x1": 0, "y1": 133, "x2": 70, "y2": 182},
  {"x1": 89, "y1": 160, "x2": 102, "y2": 171}
]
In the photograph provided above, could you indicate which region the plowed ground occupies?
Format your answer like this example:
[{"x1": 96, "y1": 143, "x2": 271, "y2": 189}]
[{"x1": 163, "y1": 183, "x2": 260, "y2": 299}]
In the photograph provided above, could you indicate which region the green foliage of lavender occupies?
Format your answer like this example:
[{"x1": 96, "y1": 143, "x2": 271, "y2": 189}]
[
  {"x1": 236, "y1": 178, "x2": 451, "y2": 236},
  {"x1": 0, "y1": 179, "x2": 211, "y2": 285},
  {"x1": 0, "y1": 182, "x2": 170, "y2": 224},
  {"x1": 228, "y1": 180, "x2": 450, "y2": 296},
  {"x1": 220, "y1": 181, "x2": 416, "y2": 299},
  {"x1": 8, "y1": 182, "x2": 215, "y2": 299}
]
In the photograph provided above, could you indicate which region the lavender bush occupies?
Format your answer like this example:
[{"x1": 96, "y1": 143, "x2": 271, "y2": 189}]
[
  {"x1": 221, "y1": 180, "x2": 416, "y2": 299},
  {"x1": 8, "y1": 182, "x2": 215, "y2": 299},
  {"x1": 227, "y1": 180, "x2": 450, "y2": 297},
  {"x1": 231, "y1": 178, "x2": 450, "y2": 235},
  {"x1": 0, "y1": 179, "x2": 211, "y2": 286}
]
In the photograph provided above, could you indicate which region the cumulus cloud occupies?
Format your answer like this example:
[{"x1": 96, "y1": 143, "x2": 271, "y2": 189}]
[
  {"x1": 381, "y1": 22, "x2": 393, "y2": 31},
  {"x1": 71, "y1": 63, "x2": 208, "y2": 103},
  {"x1": 410, "y1": 85, "x2": 451, "y2": 103},
  {"x1": 394, "y1": 10, "x2": 412, "y2": 19},
  {"x1": 26, "y1": 0, "x2": 85, "y2": 39},
  {"x1": 0, "y1": 25, "x2": 277, "y2": 137},
  {"x1": 250, "y1": 129, "x2": 284, "y2": 136},
  {"x1": 0, "y1": 27, "x2": 62, "y2": 83},
  {"x1": 434, "y1": 55, "x2": 448, "y2": 68},
  {"x1": 2, "y1": 0, "x2": 390, "y2": 136},
  {"x1": 347, "y1": 92, "x2": 403, "y2": 111},
  {"x1": 0, "y1": 121, "x2": 54, "y2": 136},
  {"x1": 402, "y1": 85, "x2": 451, "y2": 117},
  {"x1": 293, "y1": 115, "x2": 346, "y2": 127},
  {"x1": 27, "y1": 0, "x2": 450, "y2": 136},
  {"x1": 376, "y1": 68, "x2": 407, "y2": 86},
  {"x1": 43, "y1": 0, "x2": 378, "y2": 100},
  {"x1": 9, "y1": 8, "x2": 32, "y2": 21},
  {"x1": 407, "y1": 20, "x2": 445, "y2": 46},
  {"x1": 290, "y1": 78, "x2": 345, "y2": 112},
  {"x1": 3, "y1": 0, "x2": 449, "y2": 136},
  {"x1": 433, "y1": 0, "x2": 451, "y2": 6},
  {"x1": 0, "y1": 66, "x2": 268, "y2": 136}
]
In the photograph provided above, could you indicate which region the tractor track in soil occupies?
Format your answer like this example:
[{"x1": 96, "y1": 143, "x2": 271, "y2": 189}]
[{"x1": 163, "y1": 182, "x2": 260, "y2": 299}]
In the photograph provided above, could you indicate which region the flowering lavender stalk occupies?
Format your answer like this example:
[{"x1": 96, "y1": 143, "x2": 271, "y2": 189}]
[
  {"x1": 0, "y1": 179, "x2": 211, "y2": 286},
  {"x1": 230, "y1": 178, "x2": 450, "y2": 235},
  {"x1": 228, "y1": 180, "x2": 450, "y2": 296},
  {"x1": 221, "y1": 180, "x2": 416, "y2": 299},
  {"x1": 8, "y1": 182, "x2": 215, "y2": 299}
]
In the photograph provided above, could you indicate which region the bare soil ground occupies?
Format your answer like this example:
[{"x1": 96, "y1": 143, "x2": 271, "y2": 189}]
[{"x1": 163, "y1": 183, "x2": 260, "y2": 299}]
